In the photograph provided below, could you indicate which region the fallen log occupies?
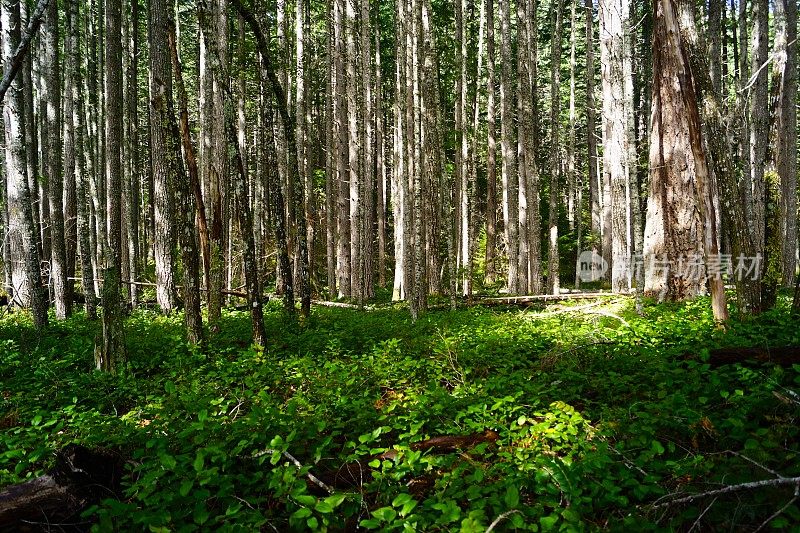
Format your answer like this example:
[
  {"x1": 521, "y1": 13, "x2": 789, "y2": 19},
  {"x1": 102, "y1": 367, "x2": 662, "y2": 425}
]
[
  {"x1": 707, "y1": 347, "x2": 800, "y2": 367},
  {"x1": 0, "y1": 445, "x2": 123, "y2": 530},
  {"x1": 476, "y1": 292, "x2": 629, "y2": 307}
]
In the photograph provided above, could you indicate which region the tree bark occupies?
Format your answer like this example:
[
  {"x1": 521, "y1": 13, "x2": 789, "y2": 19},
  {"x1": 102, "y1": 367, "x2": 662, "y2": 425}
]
[
  {"x1": 548, "y1": 0, "x2": 563, "y2": 294},
  {"x1": 43, "y1": 0, "x2": 69, "y2": 318},
  {"x1": 644, "y1": 0, "x2": 728, "y2": 323},
  {"x1": 2, "y1": 0, "x2": 48, "y2": 329},
  {"x1": 499, "y1": 0, "x2": 518, "y2": 294},
  {"x1": 100, "y1": 0, "x2": 128, "y2": 372}
]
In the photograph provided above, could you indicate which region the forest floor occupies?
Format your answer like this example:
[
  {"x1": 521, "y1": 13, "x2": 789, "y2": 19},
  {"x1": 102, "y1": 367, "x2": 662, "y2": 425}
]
[{"x1": 1, "y1": 295, "x2": 799, "y2": 531}]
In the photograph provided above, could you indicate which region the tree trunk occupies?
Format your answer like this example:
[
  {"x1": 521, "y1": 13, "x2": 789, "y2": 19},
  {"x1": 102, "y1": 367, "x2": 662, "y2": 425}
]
[
  {"x1": 485, "y1": 0, "x2": 497, "y2": 285},
  {"x1": 123, "y1": 0, "x2": 140, "y2": 308},
  {"x1": 586, "y1": 0, "x2": 600, "y2": 241},
  {"x1": 100, "y1": 0, "x2": 128, "y2": 372},
  {"x1": 163, "y1": 15, "x2": 204, "y2": 345},
  {"x1": 499, "y1": 0, "x2": 519, "y2": 294},
  {"x1": 771, "y1": 0, "x2": 797, "y2": 288},
  {"x1": 749, "y1": 0, "x2": 768, "y2": 254},
  {"x1": 2, "y1": 0, "x2": 48, "y2": 329},
  {"x1": 548, "y1": 0, "x2": 563, "y2": 294},
  {"x1": 644, "y1": 0, "x2": 728, "y2": 323},
  {"x1": 44, "y1": 0, "x2": 69, "y2": 318},
  {"x1": 63, "y1": 0, "x2": 78, "y2": 313},
  {"x1": 599, "y1": 0, "x2": 633, "y2": 293}
]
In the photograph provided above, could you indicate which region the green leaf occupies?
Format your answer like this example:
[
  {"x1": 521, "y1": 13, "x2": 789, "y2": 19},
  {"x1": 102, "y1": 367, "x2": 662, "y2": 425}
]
[
  {"x1": 315, "y1": 500, "x2": 334, "y2": 514},
  {"x1": 193, "y1": 452, "x2": 205, "y2": 472},
  {"x1": 651, "y1": 440, "x2": 665, "y2": 455},
  {"x1": 291, "y1": 508, "x2": 312, "y2": 520},
  {"x1": 159, "y1": 453, "x2": 176, "y2": 470},
  {"x1": 504, "y1": 485, "x2": 520, "y2": 508},
  {"x1": 540, "y1": 514, "x2": 559, "y2": 531},
  {"x1": 372, "y1": 506, "x2": 397, "y2": 522},
  {"x1": 306, "y1": 517, "x2": 319, "y2": 529},
  {"x1": 324, "y1": 493, "x2": 347, "y2": 509},
  {"x1": 164, "y1": 380, "x2": 176, "y2": 394},
  {"x1": 295, "y1": 495, "x2": 316, "y2": 506},
  {"x1": 179, "y1": 480, "x2": 193, "y2": 497}
]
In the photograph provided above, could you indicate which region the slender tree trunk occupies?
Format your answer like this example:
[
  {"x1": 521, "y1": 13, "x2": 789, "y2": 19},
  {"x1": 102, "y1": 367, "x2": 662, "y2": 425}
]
[
  {"x1": 43, "y1": 0, "x2": 69, "y2": 318},
  {"x1": 548, "y1": 0, "x2": 563, "y2": 294},
  {"x1": 515, "y1": 0, "x2": 530, "y2": 294},
  {"x1": 375, "y1": 26, "x2": 386, "y2": 290},
  {"x1": 2, "y1": 0, "x2": 48, "y2": 329},
  {"x1": 749, "y1": 0, "x2": 768, "y2": 253},
  {"x1": 499, "y1": 0, "x2": 518, "y2": 294},
  {"x1": 324, "y1": 0, "x2": 336, "y2": 297},
  {"x1": 123, "y1": 0, "x2": 140, "y2": 308},
  {"x1": 485, "y1": 0, "x2": 498, "y2": 285},
  {"x1": 71, "y1": 2, "x2": 97, "y2": 319},
  {"x1": 599, "y1": 0, "x2": 633, "y2": 293},
  {"x1": 100, "y1": 0, "x2": 128, "y2": 372},
  {"x1": 360, "y1": 0, "x2": 374, "y2": 302},
  {"x1": 334, "y1": 0, "x2": 350, "y2": 298},
  {"x1": 586, "y1": 0, "x2": 600, "y2": 241},
  {"x1": 63, "y1": 0, "x2": 78, "y2": 312},
  {"x1": 567, "y1": 0, "x2": 577, "y2": 232}
]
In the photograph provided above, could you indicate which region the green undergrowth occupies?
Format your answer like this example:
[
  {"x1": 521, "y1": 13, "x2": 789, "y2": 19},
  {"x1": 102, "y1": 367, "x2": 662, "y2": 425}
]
[{"x1": 1, "y1": 296, "x2": 799, "y2": 531}]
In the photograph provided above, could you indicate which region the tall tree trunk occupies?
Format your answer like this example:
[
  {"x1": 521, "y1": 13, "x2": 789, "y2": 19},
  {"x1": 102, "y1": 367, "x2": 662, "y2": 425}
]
[
  {"x1": 515, "y1": 0, "x2": 530, "y2": 294},
  {"x1": 375, "y1": 26, "x2": 386, "y2": 290},
  {"x1": 485, "y1": 0, "x2": 498, "y2": 285},
  {"x1": 324, "y1": 0, "x2": 336, "y2": 296},
  {"x1": 645, "y1": 0, "x2": 728, "y2": 323},
  {"x1": 2, "y1": 0, "x2": 48, "y2": 329},
  {"x1": 334, "y1": 0, "x2": 350, "y2": 298},
  {"x1": 499, "y1": 0, "x2": 518, "y2": 294},
  {"x1": 586, "y1": 0, "x2": 600, "y2": 241},
  {"x1": 148, "y1": 0, "x2": 177, "y2": 315},
  {"x1": 63, "y1": 0, "x2": 78, "y2": 313},
  {"x1": 771, "y1": 0, "x2": 797, "y2": 288},
  {"x1": 43, "y1": 0, "x2": 69, "y2": 318},
  {"x1": 360, "y1": 0, "x2": 374, "y2": 301},
  {"x1": 548, "y1": 0, "x2": 563, "y2": 294},
  {"x1": 100, "y1": 0, "x2": 128, "y2": 372},
  {"x1": 164, "y1": 16, "x2": 204, "y2": 345},
  {"x1": 749, "y1": 0, "x2": 768, "y2": 253},
  {"x1": 72, "y1": 2, "x2": 97, "y2": 319},
  {"x1": 123, "y1": 0, "x2": 140, "y2": 308},
  {"x1": 599, "y1": 0, "x2": 633, "y2": 293}
]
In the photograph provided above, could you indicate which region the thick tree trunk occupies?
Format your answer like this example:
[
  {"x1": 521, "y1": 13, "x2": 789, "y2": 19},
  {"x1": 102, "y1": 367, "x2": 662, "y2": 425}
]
[{"x1": 644, "y1": 0, "x2": 728, "y2": 323}]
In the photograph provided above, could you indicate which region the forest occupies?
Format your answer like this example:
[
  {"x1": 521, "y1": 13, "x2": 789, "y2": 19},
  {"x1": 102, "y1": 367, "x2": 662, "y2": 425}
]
[{"x1": 0, "y1": 0, "x2": 799, "y2": 529}]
